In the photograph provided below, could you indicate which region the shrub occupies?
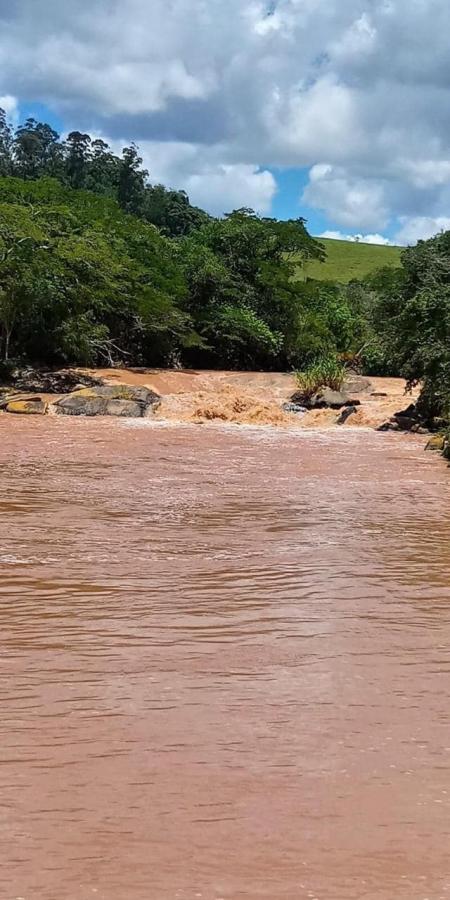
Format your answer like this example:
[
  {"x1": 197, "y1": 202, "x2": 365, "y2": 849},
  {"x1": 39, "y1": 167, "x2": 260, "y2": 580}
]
[{"x1": 295, "y1": 356, "x2": 346, "y2": 399}]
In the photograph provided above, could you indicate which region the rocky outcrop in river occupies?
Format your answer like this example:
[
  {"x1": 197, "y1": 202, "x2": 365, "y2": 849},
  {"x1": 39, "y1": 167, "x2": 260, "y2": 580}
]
[
  {"x1": 0, "y1": 380, "x2": 161, "y2": 418},
  {"x1": 55, "y1": 385, "x2": 161, "y2": 417}
]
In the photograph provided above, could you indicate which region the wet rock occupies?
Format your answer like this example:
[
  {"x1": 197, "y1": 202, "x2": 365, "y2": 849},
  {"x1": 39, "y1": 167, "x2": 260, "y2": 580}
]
[
  {"x1": 6, "y1": 399, "x2": 47, "y2": 415},
  {"x1": 290, "y1": 387, "x2": 361, "y2": 410},
  {"x1": 377, "y1": 421, "x2": 400, "y2": 431},
  {"x1": 398, "y1": 417, "x2": 420, "y2": 431},
  {"x1": 55, "y1": 396, "x2": 108, "y2": 417},
  {"x1": 425, "y1": 434, "x2": 446, "y2": 451},
  {"x1": 343, "y1": 373, "x2": 371, "y2": 394},
  {"x1": 54, "y1": 383, "x2": 161, "y2": 418},
  {"x1": 0, "y1": 391, "x2": 22, "y2": 409},
  {"x1": 282, "y1": 401, "x2": 306, "y2": 414},
  {"x1": 309, "y1": 388, "x2": 361, "y2": 410},
  {"x1": 395, "y1": 403, "x2": 417, "y2": 418},
  {"x1": 290, "y1": 390, "x2": 308, "y2": 406},
  {"x1": 74, "y1": 384, "x2": 160, "y2": 406},
  {"x1": 11, "y1": 368, "x2": 103, "y2": 394},
  {"x1": 391, "y1": 403, "x2": 418, "y2": 431},
  {"x1": 105, "y1": 399, "x2": 143, "y2": 417},
  {"x1": 337, "y1": 405, "x2": 357, "y2": 425}
]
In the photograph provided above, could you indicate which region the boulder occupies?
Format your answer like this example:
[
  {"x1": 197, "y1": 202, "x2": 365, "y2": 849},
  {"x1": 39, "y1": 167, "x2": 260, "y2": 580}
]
[
  {"x1": 55, "y1": 396, "x2": 108, "y2": 417},
  {"x1": 54, "y1": 383, "x2": 161, "y2": 418},
  {"x1": 425, "y1": 434, "x2": 446, "y2": 451},
  {"x1": 95, "y1": 384, "x2": 156, "y2": 401},
  {"x1": 105, "y1": 399, "x2": 144, "y2": 417},
  {"x1": 395, "y1": 403, "x2": 417, "y2": 418},
  {"x1": 337, "y1": 405, "x2": 357, "y2": 425},
  {"x1": 343, "y1": 373, "x2": 371, "y2": 394},
  {"x1": 0, "y1": 392, "x2": 25, "y2": 409},
  {"x1": 309, "y1": 388, "x2": 361, "y2": 410},
  {"x1": 6, "y1": 399, "x2": 47, "y2": 415},
  {"x1": 394, "y1": 416, "x2": 417, "y2": 431},
  {"x1": 377, "y1": 421, "x2": 400, "y2": 432},
  {"x1": 70, "y1": 383, "x2": 160, "y2": 406}
]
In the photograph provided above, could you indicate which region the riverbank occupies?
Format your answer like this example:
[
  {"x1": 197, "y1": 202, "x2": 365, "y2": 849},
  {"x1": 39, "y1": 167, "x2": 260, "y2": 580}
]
[{"x1": 0, "y1": 366, "x2": 422, "y2": 429}]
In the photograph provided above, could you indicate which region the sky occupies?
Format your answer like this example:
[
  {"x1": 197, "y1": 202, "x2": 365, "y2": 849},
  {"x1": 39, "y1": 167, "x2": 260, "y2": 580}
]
[{"x1": 1, "y1": 0, "x2": 450, "y2": 245}]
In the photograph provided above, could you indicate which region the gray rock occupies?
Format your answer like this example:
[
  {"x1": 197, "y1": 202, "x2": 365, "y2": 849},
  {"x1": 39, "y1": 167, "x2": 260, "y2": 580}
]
[
  {"x1": 86, "y1": 384, "x2": 160, "y2": 406},
  {"x1": 343, "y1": 373, "x2": 371, "y2": 394},
  {"x1": 105, "y1": 399, "x2": 143, "y2": 417},
  {"x1": 393, "y1": 416, "x2": 416, "y2": 431},
  {"x1": 309, "y1": 388, "x2": 360, "y2": 410},
  {"x1": 55, "y1": 396, "x2": 108, "y2": 417},
  {"x1": 337, "y1": 405, "x2": 357, "y2": 425},
  {"x1": 377, "y1": 421, "x2": 400, "y2": 431},
  {"x1": 54, "y1": 383, "x2": 161, "y2": 417}
]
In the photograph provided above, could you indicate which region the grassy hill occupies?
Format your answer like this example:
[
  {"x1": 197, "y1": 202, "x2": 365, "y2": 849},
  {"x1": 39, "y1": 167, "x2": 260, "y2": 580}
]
[{"x1": 298, "y1": 237, "x2": 402, "y2": 283}]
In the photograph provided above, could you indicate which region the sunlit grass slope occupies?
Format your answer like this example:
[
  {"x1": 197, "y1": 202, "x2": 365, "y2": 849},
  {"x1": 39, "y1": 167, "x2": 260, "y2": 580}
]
[{"x1": 297, "y1": 237, "x2": 402, "y2": 283}]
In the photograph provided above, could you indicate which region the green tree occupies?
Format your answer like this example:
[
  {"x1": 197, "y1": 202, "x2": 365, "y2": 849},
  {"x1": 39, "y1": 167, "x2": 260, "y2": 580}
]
[
  {"x1": 65, "y1": 131, "x2": 91, "y2": 189},
  {"x1": 0, "y1": 203, "x2": 50, "y2": 359},
  {"x1": 85, "y1": 139, "x2": 119, "y2": 197},
  {"x1": 14, "y1": 119, "x2": 63, "y2": 179},
  {"x1": 371, "y1": 235, "x2": 450, "y2": 420},
  {"x1": 179, "y1": 209, "x2": 326, "y2": 368},
  {"x1": 118, "y1": 145, "x2": 148, "y2": 215},
  {"x1": 0, "y1": 176, "x2": 197, "y2": 366},
  {"x1": 143, "y1": 184, "x2": 209, "y2": 236}
]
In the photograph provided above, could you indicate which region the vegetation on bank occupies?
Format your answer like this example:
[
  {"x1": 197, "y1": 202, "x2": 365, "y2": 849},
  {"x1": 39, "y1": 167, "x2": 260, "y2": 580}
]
[
  {"x1": 295, "y1": 358, "x2": 346, "y2": 400},
  {"x1": 0, "y1": 108, "x2": 449, "y2": 430}
]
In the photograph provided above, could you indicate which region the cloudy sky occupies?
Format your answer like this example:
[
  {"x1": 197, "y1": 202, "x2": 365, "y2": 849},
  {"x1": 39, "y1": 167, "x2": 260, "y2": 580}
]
[{"x1": 1, "y1": 0, "x2": 450, "y2": 244}]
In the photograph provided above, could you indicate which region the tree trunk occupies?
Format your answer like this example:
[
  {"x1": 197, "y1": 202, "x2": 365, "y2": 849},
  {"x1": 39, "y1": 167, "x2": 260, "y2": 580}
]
[{"x1": 4, "y1": 327, "x2": 11, "y2": 361}]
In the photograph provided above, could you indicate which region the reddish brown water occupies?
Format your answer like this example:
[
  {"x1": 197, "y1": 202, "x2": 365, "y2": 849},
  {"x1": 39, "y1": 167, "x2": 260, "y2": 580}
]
[{"x1": 1, "y1": 417, "x2": 449, "y2": 900}]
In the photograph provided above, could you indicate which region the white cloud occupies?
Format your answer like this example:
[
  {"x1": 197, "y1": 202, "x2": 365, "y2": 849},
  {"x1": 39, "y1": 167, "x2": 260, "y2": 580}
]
[
  {"x1": 183, "y1": 164, "x2": 276, "y2": 216},
  {"x1": 103, "y1": 138, "x2": 277, "y2": 215},
  {"x1": 1, "y1": 1, "x2": 450, "y2": 234},
  {"x1": 320, "y1": 230, "x2": 394, "y2": 246},
  {"x1": 395, "y1": 216, "x2": 450, "y2": 246},
  {"x1": 0, "y1": 94, "x2": 18, "y2": 123},
  {"x1": 303, "y1": 164, "x2": 388, "y2": 230},
  {"x1": 398, "y1": 159, "x2": 450, "y2": 190}
]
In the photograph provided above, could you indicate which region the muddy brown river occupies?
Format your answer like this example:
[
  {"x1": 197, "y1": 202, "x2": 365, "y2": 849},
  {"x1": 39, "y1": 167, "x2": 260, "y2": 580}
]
[{"x1": 1, "y1": 416, "x2": 449, "y2": 900}]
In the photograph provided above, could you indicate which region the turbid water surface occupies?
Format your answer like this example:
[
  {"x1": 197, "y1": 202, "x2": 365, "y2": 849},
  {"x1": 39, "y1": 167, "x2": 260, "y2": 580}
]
[{"x1": 0, "y1": 416, "x2": 449, "y2": 900}]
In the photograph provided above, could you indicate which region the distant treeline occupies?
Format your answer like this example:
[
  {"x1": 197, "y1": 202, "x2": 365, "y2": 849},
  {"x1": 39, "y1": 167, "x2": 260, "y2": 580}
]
[
  {"x1": 0, "y1": 108, "x2": 448, "y2": 423},
  {"x1": 0, "y1": 109, "x2": 209, "y2": 237}
]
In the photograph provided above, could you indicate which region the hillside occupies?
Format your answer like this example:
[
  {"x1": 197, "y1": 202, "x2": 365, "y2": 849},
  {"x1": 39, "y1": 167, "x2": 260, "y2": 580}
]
[{"x1": 299, "y1": 237, "x2": 402, "y2": 283}]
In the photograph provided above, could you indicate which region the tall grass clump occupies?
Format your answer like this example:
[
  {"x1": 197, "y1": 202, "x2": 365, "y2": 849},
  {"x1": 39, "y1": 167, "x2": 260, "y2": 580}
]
[{"x1": 295, "y1": 356, "x2": 346, "y2": 400}]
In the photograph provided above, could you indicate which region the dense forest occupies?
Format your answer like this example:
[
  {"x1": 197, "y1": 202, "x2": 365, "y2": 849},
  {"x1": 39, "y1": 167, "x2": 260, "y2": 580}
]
[{"x1": 0, "y1": 109, "x2": 449, "y2": 429}]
